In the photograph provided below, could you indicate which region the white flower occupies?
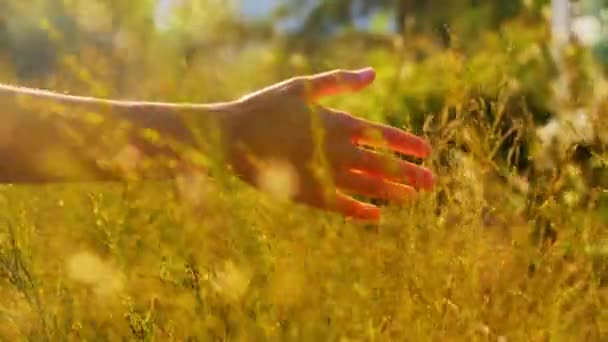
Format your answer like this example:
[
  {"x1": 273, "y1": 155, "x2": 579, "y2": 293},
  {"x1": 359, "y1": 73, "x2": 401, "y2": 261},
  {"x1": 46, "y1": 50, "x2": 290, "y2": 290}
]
[
  {"x1": 536, "y1": 119, "x2": 561, "y2": 147},
  {"x1": 572, "y1": 15, "x2": 602, "y2": 46},
  {"x1": 210, "y1": 260, "x2": 251, "y2": 302},
  {"x1": 256, "y1": 159, "x2": 299, "y2": 201},
  {"x1": 67, "y1": 251, "x2": 124, "y2": 296}
]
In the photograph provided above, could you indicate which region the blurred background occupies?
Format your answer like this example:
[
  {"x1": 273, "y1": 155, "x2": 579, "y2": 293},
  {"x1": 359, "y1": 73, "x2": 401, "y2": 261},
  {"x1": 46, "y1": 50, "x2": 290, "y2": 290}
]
[
  {"x1": 0, "y1": 0, "x2": 605, "y2": 118},
  {"x1": 3, "y1": 0, "x2": 608, "y2": 189},
  {"x1": 5, "y1": 0, "x2": 608, "y2": 259}
]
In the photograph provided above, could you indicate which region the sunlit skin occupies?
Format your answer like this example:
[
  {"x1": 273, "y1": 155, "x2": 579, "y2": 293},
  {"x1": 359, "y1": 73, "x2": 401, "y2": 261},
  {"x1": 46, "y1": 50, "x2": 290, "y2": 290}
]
[
  {"x1": 225, "y1": 67, "x2": 435, "y2": 220},
  {"x1": 0, "y1": 67, "x2": 434, "y2": 221}
]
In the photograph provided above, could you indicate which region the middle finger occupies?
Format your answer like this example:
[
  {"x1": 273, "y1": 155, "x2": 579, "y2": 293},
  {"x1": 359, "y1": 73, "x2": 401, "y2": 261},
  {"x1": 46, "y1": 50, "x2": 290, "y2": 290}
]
[{"x1": 343, "y1": 147, "x2": 435, "y2": 190}]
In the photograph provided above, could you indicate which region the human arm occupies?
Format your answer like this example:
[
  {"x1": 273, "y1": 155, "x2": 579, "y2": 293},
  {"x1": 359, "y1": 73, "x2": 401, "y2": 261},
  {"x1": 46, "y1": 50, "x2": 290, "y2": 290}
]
[
  {"x1": 0, "y1": 82, "x2": 229, "y2": 182},
  {"x1": 0, "y1": 67, "x2": 435, "y2": 220}
]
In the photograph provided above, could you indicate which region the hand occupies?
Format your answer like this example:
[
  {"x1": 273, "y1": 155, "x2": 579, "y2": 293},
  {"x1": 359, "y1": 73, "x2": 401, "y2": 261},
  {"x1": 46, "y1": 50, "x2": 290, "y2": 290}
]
[{"x1": 219, "y1": 67, "x2": 435, "y2": 221}]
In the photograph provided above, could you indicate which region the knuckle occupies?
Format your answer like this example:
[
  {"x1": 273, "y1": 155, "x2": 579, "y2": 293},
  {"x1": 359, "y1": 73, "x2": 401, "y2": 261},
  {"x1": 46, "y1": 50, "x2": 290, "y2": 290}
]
[
  {"x1": 332, "y1": 69, "x2": 351, "y2": 80},
  {"x1": 285, "y1": 76, "x2": 310, "y2": 95},
  {"x1": 290, "y1": 76, "x2": 308, "y2": 85},
  {"x1": 327, "y1": 110, "x2": 355, "y2": 133},
  {"x1": 325, "y1": 70, "x2": 342, "y2": 83}
]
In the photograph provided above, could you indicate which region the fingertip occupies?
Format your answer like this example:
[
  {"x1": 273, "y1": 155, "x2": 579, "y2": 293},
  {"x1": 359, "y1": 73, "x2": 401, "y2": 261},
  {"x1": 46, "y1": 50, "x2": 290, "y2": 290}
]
[
  {"x1": 419, "y1": 169, "x2": 437, "y2": 191},
  {"x1": 337, "y1": 194, "x2": 381, "y2": 221},
  {"x1": 403, "y1": 166, "x2": 436, "y2": 192},
  {"x1": 356, "y1": 67, "x2": 376, "y2": 84},
  {"x1": 352, "y1": 205, "x2": 381, "y2": 222},
  {"x1": 420, "y1": 139, "x2": 433, "y2": 157},
  {"x1": 407, "y1": 136, "x2": 433, "y2": 158},
  {"x1": 426, "y1": 172, "x2": 437, "y2": 190},
  {"x1": 393, "y1": 183, "x2": 418, "y2": 203}
]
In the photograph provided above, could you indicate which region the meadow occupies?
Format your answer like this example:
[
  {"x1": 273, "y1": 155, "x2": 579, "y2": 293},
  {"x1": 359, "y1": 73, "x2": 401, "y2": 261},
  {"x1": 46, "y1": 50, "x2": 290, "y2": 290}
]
[{"x1": 1, "y1": 1, "x2": 608, "y2": 340}]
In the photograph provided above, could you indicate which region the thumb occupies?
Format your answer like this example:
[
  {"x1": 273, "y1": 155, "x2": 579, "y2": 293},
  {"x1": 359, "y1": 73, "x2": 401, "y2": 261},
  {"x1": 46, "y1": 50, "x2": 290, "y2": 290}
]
[{"x1": 302, "y1": 67, "x2": 376, "y2": 101}]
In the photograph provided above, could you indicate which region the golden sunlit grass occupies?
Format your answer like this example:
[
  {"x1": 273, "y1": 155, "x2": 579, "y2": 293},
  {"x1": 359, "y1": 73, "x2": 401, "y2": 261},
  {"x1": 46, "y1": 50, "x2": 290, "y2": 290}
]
[
  {"x1": 0, "y1": 105, "x2": 605, "y2": 340},
  {"x1": 2, "y1": 5, "x2": 608, "y2": 340}
]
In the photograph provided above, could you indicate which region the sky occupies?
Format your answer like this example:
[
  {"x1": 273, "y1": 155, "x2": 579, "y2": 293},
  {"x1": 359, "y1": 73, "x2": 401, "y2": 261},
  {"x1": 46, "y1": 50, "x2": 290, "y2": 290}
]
[
  {"x1": 238, "y1": 0, "x2": 389, "y2": 32},
  {"x1": 239, "y1": 0, "x2": 280, "y2": 19},
  {"x1": 154, "y1": 0, "x2": 388, "y2": 33},
  {"x1": 154, "y1": 0, "x2": 296, "y2": 31}
]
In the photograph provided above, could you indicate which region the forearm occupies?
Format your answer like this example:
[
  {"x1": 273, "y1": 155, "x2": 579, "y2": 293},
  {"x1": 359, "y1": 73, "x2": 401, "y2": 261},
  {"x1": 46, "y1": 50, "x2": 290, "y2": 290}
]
[{"x1": 0, "y1": 83, "x2": 230, "y2": 183}]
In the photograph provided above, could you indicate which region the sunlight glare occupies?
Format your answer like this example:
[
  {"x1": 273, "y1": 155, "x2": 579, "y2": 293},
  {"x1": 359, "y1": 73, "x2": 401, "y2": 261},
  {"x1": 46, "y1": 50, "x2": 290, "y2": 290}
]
[
  {"x1": 67, "y1": 251, "x2": 124, "y2": 296},
  {"x1": 256, "y1": 159, "x2": 299, "y2": 201}
]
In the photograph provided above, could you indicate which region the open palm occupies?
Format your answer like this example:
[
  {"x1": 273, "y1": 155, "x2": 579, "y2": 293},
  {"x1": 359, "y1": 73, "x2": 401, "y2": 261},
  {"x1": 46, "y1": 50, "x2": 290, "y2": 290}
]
[{"x1": 221, "y1": 68, "x2": 435, "y2": 221}]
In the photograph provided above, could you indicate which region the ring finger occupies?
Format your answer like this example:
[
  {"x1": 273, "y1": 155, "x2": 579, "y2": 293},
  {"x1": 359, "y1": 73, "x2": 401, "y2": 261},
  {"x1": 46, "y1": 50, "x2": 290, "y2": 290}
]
[{"x1": 335, "y1": 168, "x2": 416, "y2": 202}]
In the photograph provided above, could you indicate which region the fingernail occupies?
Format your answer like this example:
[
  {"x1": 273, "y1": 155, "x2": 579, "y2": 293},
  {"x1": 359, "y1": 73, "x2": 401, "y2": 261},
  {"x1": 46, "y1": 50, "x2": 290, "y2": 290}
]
[
  {"x1": 408, "y1": 169, "x2": 436, "y2": 191},
  {"x1": 426, "y1": 172, "x2": 437, "y2": 189},
  {"x1": 392, "y1": 185, "x2": 417, "y2": 203},
  {"x1": 417, "y1": 138, "x2": 433, "y2": 157},
  {"x1": 422, "y1": 143, "x2": 433, "y2": 157},
  {"x1": 357, "y1": 67, "x2": 376, "y2": 83}
]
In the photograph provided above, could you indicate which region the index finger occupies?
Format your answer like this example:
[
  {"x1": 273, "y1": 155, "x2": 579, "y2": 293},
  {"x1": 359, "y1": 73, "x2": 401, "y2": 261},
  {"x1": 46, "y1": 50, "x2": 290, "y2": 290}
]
[{"x1": 337, "y1": 113, "x2": 432, "y2": 158}]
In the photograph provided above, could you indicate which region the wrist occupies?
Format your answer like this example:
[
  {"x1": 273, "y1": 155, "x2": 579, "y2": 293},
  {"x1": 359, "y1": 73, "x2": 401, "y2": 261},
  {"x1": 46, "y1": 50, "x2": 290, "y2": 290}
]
[{"x1": 113, "y1": 100, "x2": 235, "y2": 174}]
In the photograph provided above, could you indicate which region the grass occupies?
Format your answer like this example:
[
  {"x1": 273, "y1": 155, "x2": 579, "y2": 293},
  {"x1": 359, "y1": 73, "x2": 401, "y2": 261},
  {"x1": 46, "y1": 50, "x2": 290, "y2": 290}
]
[
  {"x1": 2, "y1": 7, "x2": 608, "y2": 341},
  {"x1": 0, "y1": 106, "x2": 606, "y2": 340}
]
